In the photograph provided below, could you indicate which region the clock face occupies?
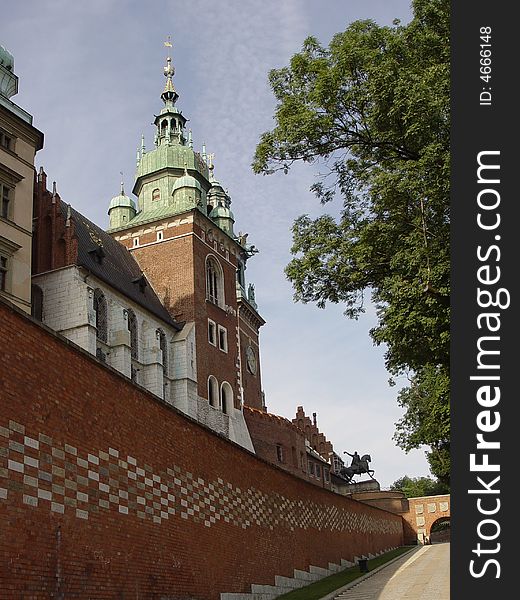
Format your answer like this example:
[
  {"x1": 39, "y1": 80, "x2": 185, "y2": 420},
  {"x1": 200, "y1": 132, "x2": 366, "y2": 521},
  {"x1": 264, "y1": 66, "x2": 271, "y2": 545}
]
[{"x1": 246, "y1": 345, "x2": 257, "y2": 375}]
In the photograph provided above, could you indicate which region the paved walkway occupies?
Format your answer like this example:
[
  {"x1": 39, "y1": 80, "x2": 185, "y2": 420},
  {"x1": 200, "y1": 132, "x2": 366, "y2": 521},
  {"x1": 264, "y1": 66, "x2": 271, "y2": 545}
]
[{"x1": 332, "y1": 543, "x2": 449, "y2": 600}]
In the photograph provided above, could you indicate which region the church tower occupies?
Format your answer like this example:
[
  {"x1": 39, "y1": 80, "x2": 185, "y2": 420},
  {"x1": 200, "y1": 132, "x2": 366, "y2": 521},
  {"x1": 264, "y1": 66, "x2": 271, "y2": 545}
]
[{"x1": 108, "y1": 43, "x2": 266, "y2": 432}]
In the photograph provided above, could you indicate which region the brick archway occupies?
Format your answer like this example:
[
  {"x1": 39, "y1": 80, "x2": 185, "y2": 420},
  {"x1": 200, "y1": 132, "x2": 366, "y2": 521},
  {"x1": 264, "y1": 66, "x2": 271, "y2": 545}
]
[
  {"x1": 429, "y1": 515, "x2": 451, "y2": 543},
  {"x1": 404, "y1": 495, "x2": 451, "y2": 544}
]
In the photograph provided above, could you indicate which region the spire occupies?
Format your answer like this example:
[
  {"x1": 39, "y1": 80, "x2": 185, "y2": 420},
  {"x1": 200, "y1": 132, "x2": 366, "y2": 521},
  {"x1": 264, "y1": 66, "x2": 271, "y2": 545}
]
[
  {"x1": 161, "y1": 36, "x2": 178, "y2": 105},
  {"x1": 152, "y1": 36, "x2": 186, "y2": 147},
  {"x1": 120, "y1": 171, "x2": 125, "y2": 196}
]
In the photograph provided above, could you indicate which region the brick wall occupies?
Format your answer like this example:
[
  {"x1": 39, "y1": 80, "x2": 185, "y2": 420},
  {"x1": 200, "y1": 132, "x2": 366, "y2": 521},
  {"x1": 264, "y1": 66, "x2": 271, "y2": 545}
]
[
  {"x1": 244, "y1": 407, "x2": 308, "y2": 479},
  {"x1": 0, "y1": 300, "x2": 403, "y2": 599}
]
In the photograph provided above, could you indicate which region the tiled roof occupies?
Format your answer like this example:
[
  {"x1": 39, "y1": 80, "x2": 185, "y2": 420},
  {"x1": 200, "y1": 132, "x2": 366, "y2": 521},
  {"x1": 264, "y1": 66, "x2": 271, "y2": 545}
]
[{"x1": 60, "y1": 201, "x2": 181, "y2": 330}]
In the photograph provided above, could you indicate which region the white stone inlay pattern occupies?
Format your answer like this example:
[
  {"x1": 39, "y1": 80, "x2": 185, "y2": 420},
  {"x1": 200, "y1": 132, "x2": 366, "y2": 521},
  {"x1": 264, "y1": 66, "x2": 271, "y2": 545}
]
[{"x1": 0, "y1": 420, "x2": 401, "y2": 535}]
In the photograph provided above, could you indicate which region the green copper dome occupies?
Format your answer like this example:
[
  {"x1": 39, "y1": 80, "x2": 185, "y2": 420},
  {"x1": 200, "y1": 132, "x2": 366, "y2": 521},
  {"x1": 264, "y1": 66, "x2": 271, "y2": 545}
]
[
  {"x1": 108, "y1": 192, "x2": 136, "y2": 212},
  {"x1": 209, "y1": 202, "x2": 234, "y2": 221},
  {"x1": 172, "y1": 173, "x2": 202, "y2": 193}
]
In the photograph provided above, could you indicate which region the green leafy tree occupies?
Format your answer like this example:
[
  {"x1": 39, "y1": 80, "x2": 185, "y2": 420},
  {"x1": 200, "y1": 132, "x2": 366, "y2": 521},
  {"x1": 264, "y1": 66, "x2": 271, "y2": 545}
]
[
  {"x1": 390, "y1": 475, "x2": 449, "y2": 498},
  {"x1": 253, "y1": 0, "x2": 450, "y2": 482}
]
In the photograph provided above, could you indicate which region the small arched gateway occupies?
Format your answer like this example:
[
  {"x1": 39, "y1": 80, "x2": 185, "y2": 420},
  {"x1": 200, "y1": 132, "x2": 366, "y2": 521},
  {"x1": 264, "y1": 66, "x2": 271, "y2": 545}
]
[{"x1": 405, "y1": 495, "x2": 451, "y2": 544}]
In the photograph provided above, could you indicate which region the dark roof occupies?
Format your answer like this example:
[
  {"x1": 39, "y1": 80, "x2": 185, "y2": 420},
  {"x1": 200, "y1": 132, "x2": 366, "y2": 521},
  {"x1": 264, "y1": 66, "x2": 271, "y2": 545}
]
[{"x1": 60, "y1": 201, "x2": 181, "y2": 330}]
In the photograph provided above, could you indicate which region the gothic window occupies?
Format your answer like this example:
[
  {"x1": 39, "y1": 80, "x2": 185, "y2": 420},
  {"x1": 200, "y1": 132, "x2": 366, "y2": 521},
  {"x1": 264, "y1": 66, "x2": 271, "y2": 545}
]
[
  {"x1": 220, "y1": 382, "x2": 233, "y2": 415},
  {"x1": 206, "y1": 256, "x2": 224, "y2": 306},
  {"x1": 315, "y1": 465, "x2": 322, "y2": 479},
  {"x1": 276, "y1": 444, "x2": 284, "y2": 463},
  {"x1": 127, "y1": 308, "x2": 138, "y2": 359},
  {"x1": 31, "y1": 284, "x2": 43, "y2": 321},
  {"x1": 152, "y1": 188, "x2": 161, "y2": 202},
  {"x1": 93, "y1": 289, "x2": 108, "y2": 343},
  {"x1": 158, "y1": 329, "x2": 168, "y2": 376},
  {"x1": 208, "y1": 376, "x2": 219, "y2": 408}
]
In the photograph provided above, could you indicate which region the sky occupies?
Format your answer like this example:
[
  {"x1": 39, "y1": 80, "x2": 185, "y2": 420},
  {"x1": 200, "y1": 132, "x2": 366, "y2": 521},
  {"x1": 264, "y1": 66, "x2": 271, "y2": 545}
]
[{"x1": 2, "y1": 0, "x2": 433, "y2": 489}]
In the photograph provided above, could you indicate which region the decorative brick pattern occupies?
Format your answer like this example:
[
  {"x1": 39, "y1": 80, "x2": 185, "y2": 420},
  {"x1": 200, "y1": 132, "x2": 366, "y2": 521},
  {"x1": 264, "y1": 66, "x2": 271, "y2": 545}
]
[
  {"x1": 0, "y1": 419, "x2": 401, "y2": 537},
  {"x1": 0, "y1": 300, "x2": 403, "y2": 599}
]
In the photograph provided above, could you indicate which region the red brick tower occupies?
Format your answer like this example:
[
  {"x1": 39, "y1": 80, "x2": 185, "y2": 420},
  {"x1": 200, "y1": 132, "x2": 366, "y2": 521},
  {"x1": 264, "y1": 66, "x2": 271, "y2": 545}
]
[{"x1": 107, "y1": 46, "x2": 265, "y2": 413}]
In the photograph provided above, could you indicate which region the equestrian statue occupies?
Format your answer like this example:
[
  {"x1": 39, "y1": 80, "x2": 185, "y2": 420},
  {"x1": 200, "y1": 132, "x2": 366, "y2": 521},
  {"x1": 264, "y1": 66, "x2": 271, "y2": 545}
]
[{"x1": 339, "y1": 450, "x2": 375, "y2": 483}]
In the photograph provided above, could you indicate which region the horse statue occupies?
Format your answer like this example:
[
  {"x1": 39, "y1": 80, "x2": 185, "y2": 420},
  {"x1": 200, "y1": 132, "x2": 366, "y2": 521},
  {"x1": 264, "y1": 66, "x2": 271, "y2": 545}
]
[{"x1": 339, "y1": 451, "x2": 375, "y2": 483}]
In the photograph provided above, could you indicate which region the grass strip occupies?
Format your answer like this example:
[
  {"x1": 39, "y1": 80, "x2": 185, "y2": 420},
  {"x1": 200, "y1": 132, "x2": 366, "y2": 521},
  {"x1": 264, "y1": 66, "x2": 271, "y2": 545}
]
[{"x1": 276, "y1": 546, "x2": 413, "y2": 600}]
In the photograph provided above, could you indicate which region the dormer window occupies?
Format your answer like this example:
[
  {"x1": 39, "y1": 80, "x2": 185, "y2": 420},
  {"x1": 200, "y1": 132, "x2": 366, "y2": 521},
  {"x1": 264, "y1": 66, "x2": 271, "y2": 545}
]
[
  {"x1": 132, "y1": 274, "x2": 147, "y2": 293},
  {"x1": 88, "y1": 245, "x2": 105, "y2": 265}
]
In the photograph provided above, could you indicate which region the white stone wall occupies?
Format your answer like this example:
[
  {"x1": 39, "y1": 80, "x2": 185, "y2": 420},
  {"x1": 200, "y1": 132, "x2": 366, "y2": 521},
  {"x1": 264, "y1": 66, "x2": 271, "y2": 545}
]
[
  {"x1": 33, "y1": 266, "x2": 182, "y2": 402},
  {"x1": 32, "y1": 266, "x2": 255, "y2": 452}
]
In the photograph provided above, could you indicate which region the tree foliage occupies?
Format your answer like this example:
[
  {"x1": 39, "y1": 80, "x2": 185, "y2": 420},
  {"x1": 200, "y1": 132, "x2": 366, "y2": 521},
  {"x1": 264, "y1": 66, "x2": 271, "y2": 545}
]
[
  {"x1": 390, "y1": 474, "x2": 449, "y2": 498},
  {"x1": 253, "y1": 0, "x2": 450, "y2": 482}
]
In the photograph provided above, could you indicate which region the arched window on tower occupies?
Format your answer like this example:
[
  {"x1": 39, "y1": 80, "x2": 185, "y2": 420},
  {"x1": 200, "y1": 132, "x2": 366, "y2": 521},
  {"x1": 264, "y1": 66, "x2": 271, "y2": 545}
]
[
  {"x1": 152, "y1": 188, "x2": 161, "y2": 202},
  {"x1": 208, "y1": 376, "x2": 219, "y2": 409},
  {"x1": 206, "y1": 256, "x2": 224, "y2": 307},
  {"x1": 93, "y1": 289, "x2": 108, "y2": 343},
  {"x1": 220, "y1": 382, "x2": 233, "y2": 415}
]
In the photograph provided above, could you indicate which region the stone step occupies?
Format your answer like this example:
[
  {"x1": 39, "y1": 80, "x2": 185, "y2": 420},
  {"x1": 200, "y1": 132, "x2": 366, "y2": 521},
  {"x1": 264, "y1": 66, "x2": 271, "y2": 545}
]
[
  {"x1": 309, "y1": 565, "x2": 331, "y2": 576},
  {"x1": 293, "y1": 568, "x2": 321, "y2": 582},
  {"x1": 221, "y1": 594, "x2": 277, "y2": 600},
  {"x1": 251, "y1": 584, "x2": 292, "y2": 595},
  {"x1": 221, "y1": 555, "x2": 361, "y2": 600},
  {"x1": 274, "y1": 575, "x2": 308, "y2": 589},
  {"x1": 341, "y1": 558, "x2": 354, "y2": 568}
]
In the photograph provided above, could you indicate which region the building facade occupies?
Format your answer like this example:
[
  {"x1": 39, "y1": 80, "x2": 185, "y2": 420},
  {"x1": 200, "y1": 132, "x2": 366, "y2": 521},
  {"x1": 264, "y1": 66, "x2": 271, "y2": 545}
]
[{"x1": 0, "y1": 44, "x2": 43, "y2": 312}]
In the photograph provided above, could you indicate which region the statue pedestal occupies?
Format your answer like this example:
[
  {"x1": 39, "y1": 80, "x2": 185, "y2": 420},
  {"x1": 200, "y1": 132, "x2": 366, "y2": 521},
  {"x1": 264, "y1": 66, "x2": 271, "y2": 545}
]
[{"x1": 344, "y1": 479, "x2": 380, "y2": 494}]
